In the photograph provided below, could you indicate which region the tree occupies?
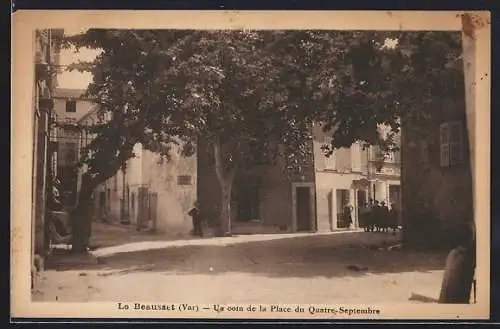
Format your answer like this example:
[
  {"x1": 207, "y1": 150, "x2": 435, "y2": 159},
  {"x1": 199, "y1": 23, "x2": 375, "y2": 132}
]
[
  {"x1": 63, "y1": 28, "x2": 463, "y2": 241},
  {"x1": 64, "y1": 27, "x2": 474, "y2": 304}
]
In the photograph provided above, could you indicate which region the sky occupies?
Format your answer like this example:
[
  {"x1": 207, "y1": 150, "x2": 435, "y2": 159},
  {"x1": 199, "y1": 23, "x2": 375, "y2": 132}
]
[
  {"x1": 56, "y1": 29, "x2": 399, "y2": 91},
  {"x1": 57, "y1": 28, "x2": 99, "y2": 90}
]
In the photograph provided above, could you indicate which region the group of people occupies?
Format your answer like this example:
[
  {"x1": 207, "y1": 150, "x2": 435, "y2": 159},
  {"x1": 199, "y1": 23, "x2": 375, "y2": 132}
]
[{"x1": 358, "y1": 199, "x2": 400, "y2": 233}]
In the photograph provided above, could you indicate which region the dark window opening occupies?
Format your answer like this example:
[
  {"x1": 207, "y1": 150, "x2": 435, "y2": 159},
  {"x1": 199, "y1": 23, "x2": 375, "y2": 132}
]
[
  {"x1": 66, "y1": 99, "x2": 77, "y2": 112},
  {"x1": 177, "y1": 175, "x2": 192, "y2": 186}
]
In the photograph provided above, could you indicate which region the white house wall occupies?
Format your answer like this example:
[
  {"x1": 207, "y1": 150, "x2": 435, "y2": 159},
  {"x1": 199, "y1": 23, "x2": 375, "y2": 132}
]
[
  {"x1": 53, "y1": 98, "x2": 95, "y2": 123},
  {"x1": 105, "y1": 142, "x2": 197, "y2": 237},
  {"x1": 315, "y1": 171, "x2": 367, "y2": 231}
]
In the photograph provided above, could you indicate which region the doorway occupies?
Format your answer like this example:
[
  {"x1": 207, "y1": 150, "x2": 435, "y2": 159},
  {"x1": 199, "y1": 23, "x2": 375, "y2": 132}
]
[
  {"x1": 296, "y1": 186, "x2": 312, "y2": 231},
  {"x1": 357, "y1": 189, "x2": 367, "y2": 207},
  {"x1": 336, "y1": 189, "x2": 350, "y2": 228},
  {"x1": 356, "y1": 189, "x2": 368, "y2": 228}
]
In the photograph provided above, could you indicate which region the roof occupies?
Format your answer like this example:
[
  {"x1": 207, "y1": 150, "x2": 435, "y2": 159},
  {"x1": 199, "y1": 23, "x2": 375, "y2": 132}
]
[
  {"x1": 77, "y1": 104, "x2": 101, "y2": 124},
  {"x1": 53, "y1": 88, "x2": 88, "y2": 99}
]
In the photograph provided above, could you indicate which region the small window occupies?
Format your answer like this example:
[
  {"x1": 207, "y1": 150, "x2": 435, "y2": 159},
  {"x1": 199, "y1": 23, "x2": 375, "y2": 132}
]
[
  {"x1": 440, "y1": 121, "x2": 464, "y2": 167},
  {"x1": 177, "y1": 175, "x2": 192, "y2": 186},
  {"x1": 66, "y1": 99, "x2": 77, "y2": 112}
]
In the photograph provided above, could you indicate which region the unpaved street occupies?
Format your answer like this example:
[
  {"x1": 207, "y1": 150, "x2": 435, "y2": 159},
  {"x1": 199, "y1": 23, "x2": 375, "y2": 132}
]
[{"x1": 32, "y1": 225, "x2": 447, "y2": 304}]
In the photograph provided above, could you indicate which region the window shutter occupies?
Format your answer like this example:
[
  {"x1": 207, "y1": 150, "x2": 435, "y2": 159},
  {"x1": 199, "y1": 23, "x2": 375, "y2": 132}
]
[
  {"x1": 440, "y1": 123, "x2": 451, "y2": 167},
  {"x1": 335, "y1": 147, "x2": 352, "y2": 172},
  {"x1": 450, "y1": 121, "x2": 464, "y2": 165},
  {"x1": 351, "y1": 142, "x2": 362, "y2": 171}
]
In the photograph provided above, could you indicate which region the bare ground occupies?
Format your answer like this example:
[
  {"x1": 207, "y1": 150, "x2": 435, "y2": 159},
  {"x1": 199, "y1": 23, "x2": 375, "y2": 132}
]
[{"x1": 32, "y1": 222, "x2": 447, "y2": 304}]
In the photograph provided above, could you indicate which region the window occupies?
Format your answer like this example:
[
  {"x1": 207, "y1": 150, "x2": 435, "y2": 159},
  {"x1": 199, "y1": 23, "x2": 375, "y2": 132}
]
[
  {"x1": 351, "y1": 142, "x2": 362, "y2": 172},
  {"x1": 66, "y1": 99, "x2": 77, "y2": 112},
  {"x1": 177, "y1": 175, "x2": 192, "y2": 186},
  {"x1": 440, "y1": 121, "x2": 464, "y2": 167},
  {"x1": 58, "y1": 142, "x2": 78, "y2": 166},
  {"x1": 335, "y1": 147, "x2": 352, "y2": 173}
]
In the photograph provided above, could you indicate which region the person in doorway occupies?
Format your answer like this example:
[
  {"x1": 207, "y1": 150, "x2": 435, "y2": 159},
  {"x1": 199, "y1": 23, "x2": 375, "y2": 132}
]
[
  {"x1": 380, "y1": 201, "x2": 390, "y2": 232},
  {"x1": 372, "y1": 200, "x2": 381, "y2": 231},
  {"x1": 358, "y1": 202, "x2": 369, "y2": 231},
  {"x1": 188, "y1": 201, "x2": 203, "y2": 237},
  {"x1": 343, "y1": 204, "x2": 353, "y2": 229},
  {"x1": 365, "y1": 199, "x2": 375, "y2": 232}
]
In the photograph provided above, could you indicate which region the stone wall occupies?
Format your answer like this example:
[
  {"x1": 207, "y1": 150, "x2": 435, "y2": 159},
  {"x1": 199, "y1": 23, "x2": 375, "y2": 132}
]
[{"x1": 401, "y1": 99, "x2": 473, "y2": 249}]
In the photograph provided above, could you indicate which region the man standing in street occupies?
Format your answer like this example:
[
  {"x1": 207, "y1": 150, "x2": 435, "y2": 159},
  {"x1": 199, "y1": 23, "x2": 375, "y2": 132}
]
[{"x1": 188, "y1": 201, "x2": 203, "y2": 237}]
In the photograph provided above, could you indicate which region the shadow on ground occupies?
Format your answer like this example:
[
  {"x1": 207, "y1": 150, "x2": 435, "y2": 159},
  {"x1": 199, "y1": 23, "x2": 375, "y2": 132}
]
[{"x1": 49, "y1": 231, "x2": 448, "y2": 280}]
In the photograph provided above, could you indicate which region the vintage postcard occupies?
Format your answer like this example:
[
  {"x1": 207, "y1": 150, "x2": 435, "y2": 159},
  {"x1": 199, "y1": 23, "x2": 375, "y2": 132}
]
[{"x1": 11, "y1": 10, "x2": 490, "y2": 320}]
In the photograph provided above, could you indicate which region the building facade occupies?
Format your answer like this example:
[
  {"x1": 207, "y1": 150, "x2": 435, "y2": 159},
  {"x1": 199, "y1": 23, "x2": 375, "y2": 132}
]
[
  {"x1": 197, "y1": 137, "x2": 316, "y2": 235},
  {"x1": 401, "y1": 97, "x2": 473, "y2": 249},
  {"x1": 31, "y1": 28, "x2": 64, "y2": 284},
  {"x1": 50, "y1": 93, "x2": 401, "y2": 238},
  {"x1": 312, "y1": 123, "x2": 401, "y2": 232},
  {"x1": 197, "y1": 124, "x2": 401, "y2": 235},
  {"x1": 51, "y1": 88, "x2": 96, "y2": 206},
  {"x1": 101, "y1": 141, "x2": 198, "y2": 236},
  {"x1": 52, "y1": 93, "x2": 198, "y2": 237}
]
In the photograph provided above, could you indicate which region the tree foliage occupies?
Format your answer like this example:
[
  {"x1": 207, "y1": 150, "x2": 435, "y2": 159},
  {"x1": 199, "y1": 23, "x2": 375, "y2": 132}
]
[{"x1": 62, "y1": 28, "x2": 464, "y2": 237}]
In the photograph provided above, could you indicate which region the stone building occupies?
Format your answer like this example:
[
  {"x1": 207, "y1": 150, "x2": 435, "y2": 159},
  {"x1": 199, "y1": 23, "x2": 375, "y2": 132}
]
[
  {"x1": 401, "y1": 98, "x2": 473, "y2": 249},
  {"x1": 51, "y1": 88, "x2": 95, "y2": 206},
  {"x1": 31, "y1": 28, "x2": 64, "y2": 285},
  {"x1": 400, "y1": 28, "x2": 477, "y2": 250},
  {"x1": 197, "y1": 124, "x2": 401, "y2": 235},
  {"x1": 60, "y1": 97, "x2": 198, "y2": 237}
]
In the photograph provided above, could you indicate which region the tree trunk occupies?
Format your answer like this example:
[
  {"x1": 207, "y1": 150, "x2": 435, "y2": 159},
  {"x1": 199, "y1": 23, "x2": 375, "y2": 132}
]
[
  {"x1": 70, "y1": 174, "x2": 95, "y2": 253},
  {"x1": 213, "y1": 141, "x2": 235, "y2": 237}
]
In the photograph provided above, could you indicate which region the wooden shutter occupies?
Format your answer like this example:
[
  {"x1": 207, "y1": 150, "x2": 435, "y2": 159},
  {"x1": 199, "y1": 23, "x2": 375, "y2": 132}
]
[
  {"x1": 335, "y1": 147, "x2": 352, "y2": 172},
  {"x1": 449, "y1": 121, "x2": 464, "y2": 166},
  {"x1": 351, "y1": 142, "x2": 362, "y2": 171},
  {"x1": 440, "y1": 123, "x2": 451, "y2": 167}
]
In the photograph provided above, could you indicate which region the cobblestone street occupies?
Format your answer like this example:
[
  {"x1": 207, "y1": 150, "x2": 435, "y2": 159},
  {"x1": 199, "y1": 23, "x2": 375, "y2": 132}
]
[{"x1": 32, "y1": 222, "x2": 447, "y2": 304}]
